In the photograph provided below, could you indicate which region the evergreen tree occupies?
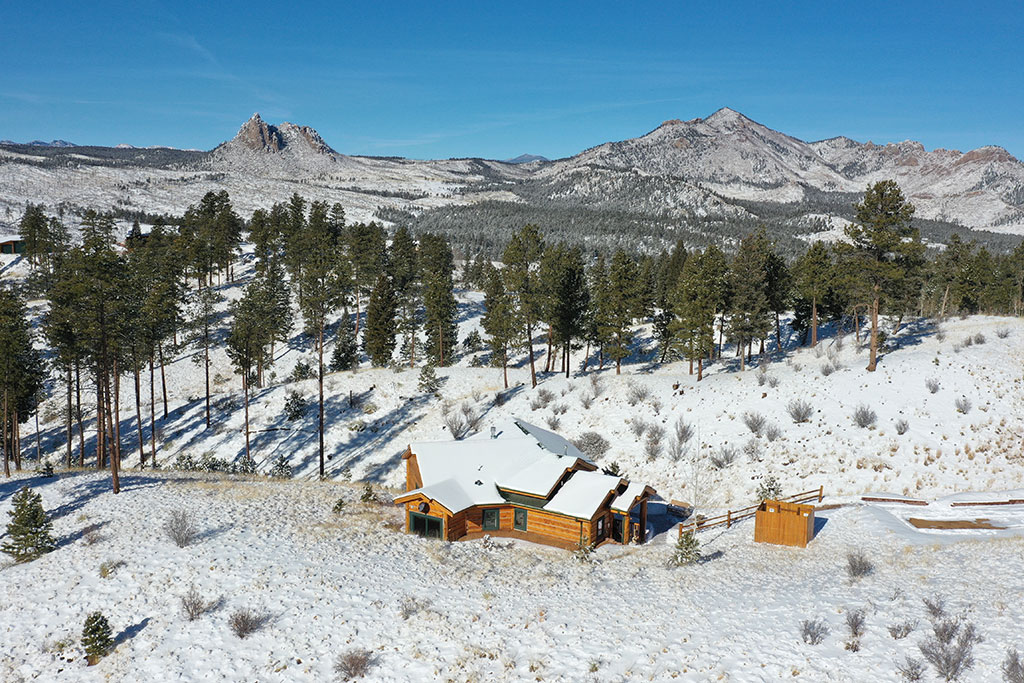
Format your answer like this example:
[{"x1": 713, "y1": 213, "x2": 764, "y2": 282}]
[
  {"x1": 764, "y1": 247, "x2": 791, "y2": 352},
  {"x1": 1, "y1": 486, "x2": 55, "y2": 562},
  {"x1": 670, "y1": 251, "x2": 717, "y2": 380},
  {"x1": 297, "y1": 202, "x2": 346, "y2": 478},
  {"x1": 585, "y1": 255, "x2": 614, "y2": 370},
  {"x1": 18, "y1": 204, "x2": 48, "y2": 271},
  {"x1": 345, "y1": 221, "x2": 387, "y2": 334},
  {"x1": 502, "y1": 225, "x2": 545, "y2": 386},
  {"x1": 419, "y1": 233, "x2": 458, "y2": 366},
  {"x1": 418, "y1": 364, "x2": 441, "y2": 394},
  {"x1": 481, "y1": 263, "x2": 516, "y2": 388},
  {"x1": 330, "y1": 312, "x2": 359, "y2": 371},
  {"x1": 546, "y1": 245, "x2": 589, "y2": 377},
  {"x1": 845, "y1": 181, "x2": 924, "y2": 371},
  {"x1": 82, "y1": 612, "x2": 113, "y2": 665},
  {"x1": 0, "y1": 287, "x2": 44, "y2": 477},
  {"x1": 363, "y1": 274, "x2": 398, "y2": 366},
  {"x1": 390, "y1": 226, "x2": 422, "y2": 366},
  {"x1": 792, "y1": 241, "x2": 833, "y2": 346},
  {"x1": 727, "y1": 230, "x2": 772, "y2": 370},
  {"x1": 670, "y1": 530, "x2": 701, "y2": 567},
  {"x1": 604, "y1": 250, "x2": 638, "y2": 374},
  {"x1": 226, "y1": 281, "x2": 266, "y2": 464},
  {"x1": 185, "y1": 286, "x2": 222, "y2": 430}
]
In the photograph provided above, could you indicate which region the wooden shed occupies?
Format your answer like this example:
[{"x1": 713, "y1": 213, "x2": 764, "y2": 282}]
[
  {"x1": 0, "y1": 235, "x2": 25, "y2": 255},
  {"x1": 754, "y1": 499, "x2": 815, "y2": 547}
]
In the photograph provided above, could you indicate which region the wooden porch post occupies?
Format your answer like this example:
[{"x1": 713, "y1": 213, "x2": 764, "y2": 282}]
[{"x1": 639, "y1": 499, "x2": 648, "y2": 544}]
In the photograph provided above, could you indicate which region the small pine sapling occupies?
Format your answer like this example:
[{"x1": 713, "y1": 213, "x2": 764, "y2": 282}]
[
  {"x1": 2, "y1": 486, "x2": 57, "y2": 563},
  {"x1": 269, "y1": 455, "x2": 292, "y2": 479},
  {"x1": 82, "y1": 611, "x2": 113, "y2": 665},
  {"x1": 756, "y1": 475, "x2": 783, "y2": 501},
  {"x1": 417, "y1": 364, "x2": 441, "y2": 394},
  {"x1": 670, "y1": 530, "x2": 701, "y2": 567}
]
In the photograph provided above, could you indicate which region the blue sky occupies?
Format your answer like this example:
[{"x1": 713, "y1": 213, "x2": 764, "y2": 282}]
[{"x1": 2, "y1": 1, "x2": 1022, "y2": 160}]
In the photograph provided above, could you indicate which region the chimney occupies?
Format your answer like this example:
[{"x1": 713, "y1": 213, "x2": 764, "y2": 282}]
[{"x1": 490, "y1": 426, "x2": 497, "y2": 439}]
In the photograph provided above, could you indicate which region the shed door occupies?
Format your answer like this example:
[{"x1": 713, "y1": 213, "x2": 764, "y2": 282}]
[
  {"x1": 612, "y1": 515, "x2": 624, "y2": 543},
  {"x1": 410, "y1": 512, "x2": 443, "y2": 539}
]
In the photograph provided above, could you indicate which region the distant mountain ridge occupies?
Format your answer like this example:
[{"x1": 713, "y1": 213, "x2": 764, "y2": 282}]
[{"x1": 1, "y1": 108, "x2": 1023, "y2": 247}]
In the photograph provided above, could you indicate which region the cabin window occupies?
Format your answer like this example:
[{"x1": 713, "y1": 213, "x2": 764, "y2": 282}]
[
  {"x1": 482, "y1": 508, "x2": 500, "y2": 531},
  {"x1": 409, "y1": 512, "x2": 443, "y2": 539},
  {"x1": 596, "y1": 517, "x2": 606, "y2": 539},
  {"x1": 514, "y1": 508, "x2": 528, "y2": 531}
]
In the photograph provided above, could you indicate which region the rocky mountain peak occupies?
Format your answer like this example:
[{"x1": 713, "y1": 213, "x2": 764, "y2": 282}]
[{"x1": 234, "y1": 113, "x2": 283, "y2": 153}]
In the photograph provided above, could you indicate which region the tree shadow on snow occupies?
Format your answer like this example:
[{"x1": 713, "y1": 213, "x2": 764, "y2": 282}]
[{"x1": 114, "y1": 617, "x2": 151, "y2": 648}]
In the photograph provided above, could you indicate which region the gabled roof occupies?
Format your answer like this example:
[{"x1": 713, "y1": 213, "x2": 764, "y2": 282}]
[
  {"x1": 611, "y1": 482, "x2": 657, "y2": 514},
  {"x1": 400, "y1": 417, "x2": 650, "y2": 520},
  {"x1": 545, "y1": 470, "x2": 625, "y2": 519}
]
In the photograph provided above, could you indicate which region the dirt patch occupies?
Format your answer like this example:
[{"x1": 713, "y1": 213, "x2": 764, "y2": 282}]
[{"x1": 908, "y1": 517, "x2": 1006, "y2": 530}]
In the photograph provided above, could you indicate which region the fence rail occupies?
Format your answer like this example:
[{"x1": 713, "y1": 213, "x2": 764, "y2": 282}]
[{"x1": 678, "y1": 486, "x2": 823, "y2": 537}]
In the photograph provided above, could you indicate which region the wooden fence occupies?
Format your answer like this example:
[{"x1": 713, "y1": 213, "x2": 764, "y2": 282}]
[{"x1": 678, "y1": 486, "x2": 824, "y2": 538}]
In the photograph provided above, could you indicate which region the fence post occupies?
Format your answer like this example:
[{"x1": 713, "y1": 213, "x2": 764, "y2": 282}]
[
  {"x1": 727, "y1": 510, "x2": 732, "y2": 528},
  {"x1": 818, "y1": 485, "x2": 823, "y2": 503}
]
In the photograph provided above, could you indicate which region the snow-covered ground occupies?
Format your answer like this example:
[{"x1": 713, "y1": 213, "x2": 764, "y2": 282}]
[{"x1": 1, "y1": 471, "x2": 1022, "y2": 681}]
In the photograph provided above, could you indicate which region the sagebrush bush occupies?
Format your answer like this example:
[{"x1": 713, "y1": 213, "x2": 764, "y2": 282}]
[
  {"x1": 629, "y1": 419, "x2": 648, "y2": 439},
  {"x1": 923, "y1": 595, "x2": 946, "y2": 619},
  {"x1": 164, "y1": 509, "x2": 199, "y2": 548},
  {"x1": 710, "y1": 446, "x2": 737, "y2": 469},
  {"x1": 926, "y1": 378, "x2": 941, "y2": 394},
  {"x1": 896, "y1": 656, "x2": 925, "y2": 681},
  {"x1": 579, "y1": 393, "x2": 594, "y2": 409},
  {"x1": 852, "y1": 404, "x2": 877, "y2": 429},
  {"x1": 742, "y1": 411, "x2": 766, "y2": 436},
  {"x1": 895, "y1": 419, "x2": 910, "y2": 435},
  {"x1": 973, "y1": 333, "x2": 986, "y2": 345},
  {"x1": 673, "y1": 417, "x2": 694, "y2": 443},
  {"x1": 801, "y1": 618, "x2": 829, "y2": 645},
  {"x1": 764, "y1": 423, "x2": 783, "y2": 441},
  {"x1": 229, "y1": 608, "x2": 267, "y2": 639},
  {"x1": 996, "y1": 327, "x2": 1011, "y2": 339},
  {"x1": 181, "y1": 585, "x2": 210, "y2": 621},
  {"x1": 545, "y1": 415, "x2": 561, "y2": 431},
  {"x1": 1004, "y1": 648, "x2": 1024, "y2": 683},
  {"x1": 787, "y1": 399, "x2": 813, "y2": 423},
  {"x1": 335, "y1": 648, "x2": 374, "y2": 681},
  {"x1": 572, "y1": 431, "x2": 610, "y2": 459},
  {"x1": 889, "y1": 620, "x2": 917, "y2": 639},
  {"x1": 846, "y1": 551, "x2": 874, "y2": 581},
  {"x1": 845, "y1": 609, "x2": 866, "y2": 638},
  {"x1": 626, "y1": 383, "x2": 650, "y2": 406},
  {"x1": 955, "y1": 397, "x2": 972, "y2": 414},
  {"x1": 918, "y1": 619, "x2": 981, "y2": 681}
]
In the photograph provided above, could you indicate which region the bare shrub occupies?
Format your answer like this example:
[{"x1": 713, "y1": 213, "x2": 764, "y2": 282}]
[
  {"x1": 229, "y1": 608, "x2": 268, "y2": 639},
  {"x1": 335, "y1": 648, "x2": 374, "y2": 680},
  {"x1": 918, "y1": 619, "x2": 981, "y2": 681},
  {"x1": 895, "y1": 419, "x2": 910, "y2": 435},
  {"x1": 852, "y1": 404, "x2": 877, "y2": 429},
  {"x1": 935, "y1": 329, "x2": 947, "y2": 342},
  {"x1": 589, "y1": 374, "x2": 604, "y2": 397},
  {"x1": 181, "y1": 585, "x2": 212, "y2": 621},
  {"x1": 743, "y1": 438, "x2": 761, "y2": 461},
  {"x1": 896, "y1": 656, "x2": 926, "y2": 681},
  {"x1": 551, "y1": 403, "x2": 568, "y2": 415},
  {"x1": 1004, "y1": 648, "x2": 1024, "y2": 683},
  {"x1": 996, "y1": 327, "x2": 1011, "y2": 339},
  {"x1": 673, "y1": 417, "x2": 694, "y2": 444},
  {"x1": 846, "y1": 609, "x2": 866, "y2": 638},
  {"x1": 961, "y1": 335, "x2": 974, "y2": 347},
  {"x1": 650, "y1": 398, "x2": 662, "y2": 414},
  {"x1": 742, "y1": 411, "x2": 766, "y2": 436},
  {"x1": 626, "y1": 383, "x2": 650, "y2": 406},
  {"x1": 443, "y1": 410, "x2": 469, "y2": 439},
  {"x1": 820, "y1": 362, "x2": 836, "y2": 377},
  {"x1": 580, "y1": 393, "x2": 594, "y2": 410},
  {"x1": 644, "y1": 438, "x2": 662, "y2": 461},
  {"x1": 536, "y1": 388, "x2": 554, "y2": 407},
  {"x1": 923, "y1": 595, "x2": 946, "y2": 619},
  {"x1": 767, "y1": 375, "x2": 780, "y2": 388},
  {"x1": 972, "y1": 333, "x2": 986, "y2": 345},
  {"x1": 629, "y1": 419, "x2": 648, "y2": 439},
  {"x1": 461, "y1": 402, "x2": 482, "y2": 432},
  {"x1": 710, "y1": 446, "x2": 737, "y2": 470},
  {"x1": 646, "y1": 424, "x2": 665, "y2": 444},
  {"x1": 545, "y1": 415, "x2": 561, "y2": 431},
  {"x1": 926, "y1": 378, "x2": 941, "y2": 394},
  {"x1": 529, "y1": 398, "x2": 543, "y2": 411},
  {"x1": 846, "y1": 551, "x2": 874, "y2": 581},
  {"x1": 889, "y1": 620, "x2": 918, "y2": 640},
  {"x1": 757, "y1": 371, "x2": 769, "y2": 387},
  {"x1": 954, "y1": 397, "x2": 972, "y2": 414},
  {"x1": 572, "y1": 432, "x2": 610, "y2": 459},
  {"x1": 666, "y1": 437, "x2": 686, "y2": 462},
  {"x1": 98, "y1": 559, "x2": 124, "y2": 578},
  {"x1": 399, "y1": 596, "x2": 431, "y2": 620},
  {"x1": 164, "y1": 510, "x2": 199, "y2": 548},
  {"x1": 801, "y1": 618, "x2": 829, "y2": 645},
  {"x1": 787, "y1": 399, "x2": 813, "y2": 423},
  {"x1": 764, "y1": 424, "x2": 782, "y2": 441}
]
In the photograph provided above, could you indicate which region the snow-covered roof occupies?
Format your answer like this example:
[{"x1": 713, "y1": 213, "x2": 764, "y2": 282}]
[
  {"x1": 611, "y1": 481, "x2": 651, "y2": 513},
  {"x1": 401, "y1": 417, "x2": 645, "y2": 520},
  {"x1": 545, "y1": 470, "x2": 625, "y2": 520},
  {"x1": 0, "y1": 233, "x2": 22, "y2": 243}
]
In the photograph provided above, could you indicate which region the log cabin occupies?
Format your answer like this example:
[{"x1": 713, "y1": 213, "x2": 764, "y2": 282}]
[{"x1": 394, "y1": 418, "x2": 656, "y2": 549}]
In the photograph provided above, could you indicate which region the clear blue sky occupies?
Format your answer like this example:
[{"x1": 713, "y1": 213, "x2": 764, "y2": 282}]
[{"x1": 2, "y1": 1, "x2": 1022, "y2": 160}]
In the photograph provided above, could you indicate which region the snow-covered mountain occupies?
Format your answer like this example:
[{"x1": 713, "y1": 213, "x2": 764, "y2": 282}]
[{"x1": 1, "y1": 109, "x2": 1022, "y2": 239}]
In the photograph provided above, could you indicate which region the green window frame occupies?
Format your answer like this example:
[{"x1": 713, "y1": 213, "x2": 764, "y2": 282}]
[
  {"x1": 482, "y1": 508, "x2": 500, "y2": 531},
  {"x1": 513, "y1": 508, "x2": 528, "y2": 531}
]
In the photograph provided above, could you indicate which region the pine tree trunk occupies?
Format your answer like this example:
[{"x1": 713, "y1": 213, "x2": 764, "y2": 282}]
[
  {"x1": 2, "y1": 389, "x2": 9, "y2": 477},
  {"x1": 149, "y1": 354, "x2": 157, "y2": 466},
  {"x1": 134, "y1": 363, "x2": 144, "y2": 467},
  {"x1": 75, "y1": 361, "x2": 84, "y2": 467},
  {"x1": 544, "y1": 326, "x2": 553, "y2": 373},
  {"x1": 939, "y1": 284, "x2": 950, "y2": 318},
  {"x1": 318, "y1": 325, "x2": 325, "y2": 479},
  {"x1": 34, "y1": 398, "x2": 41, "y2": 465},
  {"x1": 13, "y1": 414, "x2": 20, "y2": 471},
  {"x1": 526, "y1": 321, "x2": 537, "y2": 387},
  {"x1": 66, "y1": 367, "x2": 73, "y2": 468},
  {"x1": 242, "y1": 370, "x2": 251, "y2": 462},
  {"x1": 96, "y1": 380, "x2": 104, "y2": 469},
  {"x1": 502, "y1": 344, "x2": 508, "y2": 389},
  {"x1": 564, "y1": 341, "x2": 571, "y2": 379},
  {"x1": 697, "y1": 357, "x2": 704, "y2": 382},
  {"x1": 354, "y1": 290, "x2": 361, "y2": 335},
  {"x1": 867, "y1": 290, "x2": 879, "y2": 372},
  {"x1": 582, "y1": 341, "x2": 591, "y2": 372},
  {"x1": 689, "y1": 357, "x2": 693, "y2": 375},
  {"x1": 204, "y1": 324, "x2": 211, "y2": 429},
  {"x1": 112, "y1": 358, "x2": 122, "y2": 476},
  {"x1": 775, "y1": 311, "x2": 782, "y2": 353},
  {"x1": 158, "y1": 342, "x2": 168, "y2": 418},
  {"x1": 811, "y1": 295, "x2": 818, "y2": 347}
]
